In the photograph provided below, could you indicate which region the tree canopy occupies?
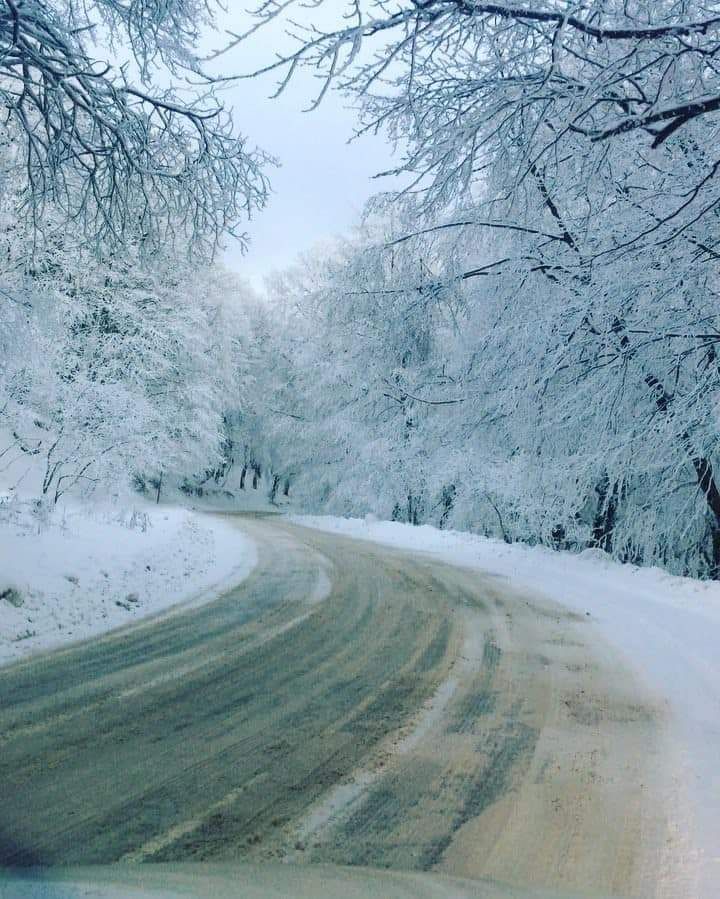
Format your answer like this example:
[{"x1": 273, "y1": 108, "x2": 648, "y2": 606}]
[{"x1": 1, "y1": 0, "x2": 271, "y2": 253}]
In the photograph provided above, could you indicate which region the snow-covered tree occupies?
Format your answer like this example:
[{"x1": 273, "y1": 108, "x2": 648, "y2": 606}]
[
  {"x1": 0, "y1": 171, "x2": 258, "y2": 503},
  {"x1": 244, "y1": 201, "x2": 720, "y2": 577},
  {"x1": 241, "y1": 1, "x2": 720, "y2": 254},
  {"x1": 0, "y1": 0, "x2": 271, "y2": 254},
  {"x1": 223, "y1": 2, "x2": 720, "y2": 576}
]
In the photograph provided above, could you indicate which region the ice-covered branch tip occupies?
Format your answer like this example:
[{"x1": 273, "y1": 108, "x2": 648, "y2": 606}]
[{"x1": 0, "y1": 0, "x2": 272, "y2": 254}]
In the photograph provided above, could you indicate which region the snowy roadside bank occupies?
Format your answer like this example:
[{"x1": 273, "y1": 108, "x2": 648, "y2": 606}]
[
  {"x1": 0, "y1": 505, "x2": 256, "y2": 668},
  {"x1": 291, "y1": 514, "x2": 720, "y2": 898}
]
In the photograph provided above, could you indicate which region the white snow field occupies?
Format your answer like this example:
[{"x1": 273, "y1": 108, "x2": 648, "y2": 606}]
[
  {"x1": 0, "y1": 503, "x2": 256, "y2": 667},
  {"x1": 292, "y1": 514, "x2": 720, "y2": 898}
]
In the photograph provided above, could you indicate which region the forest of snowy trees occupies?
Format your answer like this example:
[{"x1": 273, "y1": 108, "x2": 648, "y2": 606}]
[
  {"x1": 0, "y1": 0, "x2": 267, "y2": 507},
  {"x1": 241, "y1": 0, "x2": 720, "y2": 578},
  {"x1": 3, "y1": 1, "x2": 720, "y2": 578}
]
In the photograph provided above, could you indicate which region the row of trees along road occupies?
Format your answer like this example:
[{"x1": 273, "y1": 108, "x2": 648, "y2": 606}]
[
  {"x1": 4, "y1": 1, "x2": 720, "y2": 578},
  {"x1": 232, "y1": 2, "x2": 720, "y2": 578},
  {"x1": 0, "y1": 1, "x2": 269, "y2": 506}
]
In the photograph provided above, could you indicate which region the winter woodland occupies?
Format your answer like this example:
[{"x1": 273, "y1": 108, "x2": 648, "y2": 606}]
[{"x1": 3, "y1": 1, "x2": 720, "y2": 577}]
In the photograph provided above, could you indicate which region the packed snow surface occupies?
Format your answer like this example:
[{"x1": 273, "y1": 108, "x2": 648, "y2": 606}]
[
  {"x1": 292, "y1": 514, "x2": 720, "y2": 898},
  {"x1": 0, "y1": 503, "x2": 256, "y2": 667}
]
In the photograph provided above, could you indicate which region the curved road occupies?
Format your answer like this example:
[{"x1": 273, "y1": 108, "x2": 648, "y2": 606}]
[{"x1": 0, "y1": 515, "x2": 670, "y2": 897}]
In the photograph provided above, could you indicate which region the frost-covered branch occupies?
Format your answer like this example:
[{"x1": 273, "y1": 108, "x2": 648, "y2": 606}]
[
  {"x1": 234, "y1": 1, "x2": 720, "y2": 258},
  {"x1": 0, "y1": 0, "x2": 271, "y2": 253}
]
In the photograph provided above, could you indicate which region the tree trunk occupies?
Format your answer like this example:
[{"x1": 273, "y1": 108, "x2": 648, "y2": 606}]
[
  {"x1": 269, "y1": 474, "x2": 280, "y2": 504},
  {"x1": 592, "y1": 474, "x2": 618, "y2": 553},
  {"x1": 439, "y1": 484, "x2": 456, "y2": 528},
  {"x1": 686, "y1": 444, "x2": 720, "y2": 577},
  {"x1": 645, "y1": 373, "x2": 720, "y2": 576}
]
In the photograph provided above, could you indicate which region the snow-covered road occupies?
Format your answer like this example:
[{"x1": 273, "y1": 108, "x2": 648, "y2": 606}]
[
  {"x1": 293, "y1": 515, "x2": 720, "y2": 897},
  {"x1": 0, "y1": 515, "x2": 670, "y2": 898}
]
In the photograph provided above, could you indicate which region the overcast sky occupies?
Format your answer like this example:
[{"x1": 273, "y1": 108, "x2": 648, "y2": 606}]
[{"x1": 204, "y1": 8, "x2": 398, "y2": 293}]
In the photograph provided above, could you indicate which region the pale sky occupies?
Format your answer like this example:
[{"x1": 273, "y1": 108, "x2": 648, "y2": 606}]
[{"x1": 205, "y1": 8, "x2": 398, "y2": 293}]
